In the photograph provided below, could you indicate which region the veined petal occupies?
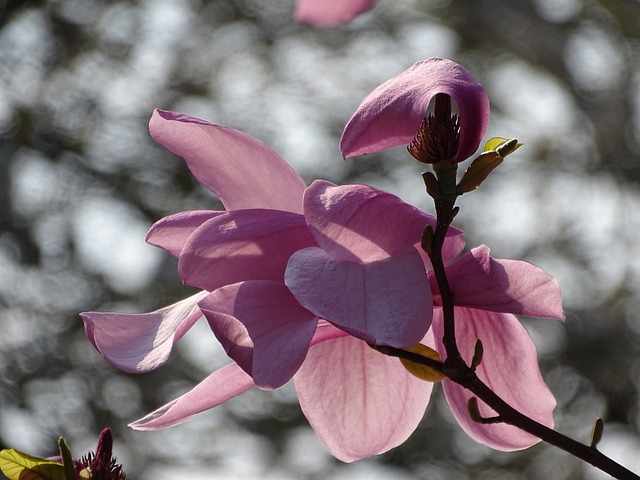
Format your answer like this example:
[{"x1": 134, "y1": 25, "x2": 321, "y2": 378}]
[
  {"x1": 294, "y1": 0, "x2": 374, "y2": 26},
  {"x1": 146, "y1": 210, "x2": 224, "y2": 257},
  {"x1": 199, "y1": 281, "x2": 318, "y2": 390},
  {"x1": 294, "y1": 335, "x2": 432, "y2": 462},
  {"x1": 179, "y1": 209, "x2": 315, "y2": 292},
  {"x1": 129, "y1": 363, "x2": 255, "y2": 430},
  {"x1": 149, "y1": 109, "x2": 306, "y2": 213},
  {"x1": 81, "y1": 291, "x2": 208, "y2": 373},
  {"x1": 433, "y1": 308, "x2": 556, "y2": 451},
  {"x1": 286, "y1": 247, "x2": 431, "y2": 347},
  {"x1": 304, "y1": 180, "x2": 435, "y2": 262},
  {"x1": 432, "y1": 245, "x2": 565, "y2": 320},
  {"x1": 340, "y1": 58, "x2": 489, "y2": 162}
]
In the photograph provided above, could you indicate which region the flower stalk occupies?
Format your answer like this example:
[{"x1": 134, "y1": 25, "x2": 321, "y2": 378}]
[{"x1": 416, "y1": 166, "x2": 640, "y2": 480}]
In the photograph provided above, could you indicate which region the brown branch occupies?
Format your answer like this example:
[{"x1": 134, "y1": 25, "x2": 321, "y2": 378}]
[{"x1": 421, "y1": 168, "x2": 640, "y2": 480}]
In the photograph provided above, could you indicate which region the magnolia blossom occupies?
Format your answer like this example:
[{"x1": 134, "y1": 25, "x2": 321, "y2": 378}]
[
  {"x1": 82, "y1": 58, "x2": 564, "y2": 461},
  {"x1": 340, "y1": 57, "x2": 490, "y2": 163},
  {"x1": 294, "y1": 0, "x2": 375, "y2": 26},
  {"x1": 82, "y1": 109, "x2": 459, "y2": 461}
]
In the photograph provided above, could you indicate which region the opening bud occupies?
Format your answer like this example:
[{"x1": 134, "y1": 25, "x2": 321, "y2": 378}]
[{"x1": 408, "y1": 93, "x2": 460, "y2": 164}]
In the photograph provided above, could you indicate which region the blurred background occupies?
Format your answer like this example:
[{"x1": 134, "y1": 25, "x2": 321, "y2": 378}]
[{"x1": 1, "y1": 0, "x2": 640, "y2": 478}]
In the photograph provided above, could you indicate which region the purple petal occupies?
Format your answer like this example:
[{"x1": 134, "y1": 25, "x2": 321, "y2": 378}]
[
  {"x1": 294, "y1": 0, "x2": 374, "y2": 25},
  {"x1": 432, "y1": 245, "x2": 565, "y2": 320},
  {"x1": 149, "y1": 109, "x2": 306, "y2": 213},
  {"x1": 81, "y1": 291, "x2": 208, "y2": 373},
  {"x1": 286, "y1": 247, "x2": 431, "y2": 347},
  {"x1": 303, "y1": 180, "x2": 435, "y2": 262},
  {"x1": 433, "y1": 308, "x2": 556, "y2": 451},
  {"x1": 294, "y1": 335, "x2": 432, "y2": 462},
  {"x1": 340, "y1": 58, "x2": 489, "y2": 162},
  {"x1": 178, "y1": 209, "x2": 315, "y2": 292},
  {"x1": 199, "y1": 281, "x2": 319, "y2": 389},
  {"x1": 129, "y1": 363, "x2": 255, "y2": 430},
  {"x1": 146, "y1": 210, "x2": 224, "y2": 257}
]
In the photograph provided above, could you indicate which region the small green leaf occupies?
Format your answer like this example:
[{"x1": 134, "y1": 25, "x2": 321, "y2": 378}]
[
  {"x1": 57, "y1": 438, "x2": 77, "y2": 480},
  {"x1": 484, "y1": 137, "x2": 509, "y2": 152},
  {"x1": 484, "y1": 137, "x2": 522, "y2": 156},
  {"x1": 0, "y1": 449, "x2": 67, "y2": 480}
]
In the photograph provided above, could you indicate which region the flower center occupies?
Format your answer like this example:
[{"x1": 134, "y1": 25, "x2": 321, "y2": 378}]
[{"x1": 408, "y1": 93, "x2": 460, "y2": 164}]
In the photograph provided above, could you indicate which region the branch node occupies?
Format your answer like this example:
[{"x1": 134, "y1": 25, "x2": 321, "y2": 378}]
[
  {"x1": 591, "y1": 417, "x2": 605, "y2": 449},
  {"x1": 468, "y1": 397, "x2": 503, "y2": 425}
]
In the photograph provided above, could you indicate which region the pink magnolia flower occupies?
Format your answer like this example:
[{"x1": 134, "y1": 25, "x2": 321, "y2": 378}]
[
  {"x1": 340, "y1": 57, "x2": 490, "y2": 163},
  {"x1": 82, "y1": 54, "x2": 563, "y2": 459},
  {"x1": 81, "y1": 109, "x2": 459, "y2": 461},
  {"x1": 294, "y1": 0, "x2": 375, "y2": 26}
]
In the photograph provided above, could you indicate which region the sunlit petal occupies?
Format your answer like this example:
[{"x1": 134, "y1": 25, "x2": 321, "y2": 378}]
[
  {"x1": 149, "y1": 109, "x2": 306, "y2": 213},
  {"x1": 433, "y1": 308, "x2": 556, "y2": 451},
  {"x1": 294, "y1": 336, "x2": 432, "y2": 462},
  {"x1": 81, "y1": 291, "x2": 208, "y2": 373}
]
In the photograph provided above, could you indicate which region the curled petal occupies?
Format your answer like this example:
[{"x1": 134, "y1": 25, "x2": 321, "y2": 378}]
[
  {"x1": 304, "y1": 180, "x2": 435, "y2": 262},
  {"x1": 294, "y1": 0, "x2": 374, "y2": 26},
  {"x1": 179, "y1": 209, "x2": 315, "y2": 292},
  {"x1": 286, "y1": 247, "x2": 431, "y2": 347},
  {"x1": 432, "y1": 245, "x2": 565, "y2": 320},
  {"x1": 149, "y1": 109, "x2": 306, "y2": 213},
  {"x1": 433, "y1": 308, "x2": 556, "y2": 451},
  {"x1": 340, "y1": 58, "x2": 489, "y2": 162},
  {"x1": 129, "y1": 363, "x2": 255, "y2": 430},
  {"x1": 146, "y1": 210, "x2": 224, "y2": 257},
  {"x1": 81, "y1": 291, "x2": 208, "y2": 373},
  {"x1": 199, "y1": 281, "x2": 318, "y2": 390},
  {"x1": 294, "y1": 336, "x2": 432, "y2": 462}
]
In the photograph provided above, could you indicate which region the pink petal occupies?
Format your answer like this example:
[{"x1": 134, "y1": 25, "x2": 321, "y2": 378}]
[
  {"x1": 81, "y1": 291, "x2": 208, "y2": 373},
  {"x1": 129, "y1": 363, "x2": 255, "y2": 430},
  {"x1": 432, "y1": 245, "x2": 565, "y2": 320},
  {"x1": 309, "y1": 319, "x2": 351, "y2": 345},
  {"x1": 146, "y1": 210, "x2": 224, "y2": 257},
  {"x1": 303, "y1": 180, "x2": 435, "y2": 262},
  {"x1": 340, "y1": 58, "x2": 490, "y2": 163},
  {"x1": 432, "y1": 308, "x2": 556, "y2": 451},
  {"x1": 179, "y1": 209, "x2": 315, "y2": 292},
  {"x1": 285, "y1": 247, "x2": 431, "y2": 347},
  {"x1": 294, "y1": 335, "x2": 432, "y2": 462},
  {"x1": 294, "y1": 0, "x2": 374, "y2": 26},
  {"x1": 149, "y1": 109, "x2": 306, "y2": 213},
  {"x1": 199, "y1": 281, "x2": 319, "y2": 389}
]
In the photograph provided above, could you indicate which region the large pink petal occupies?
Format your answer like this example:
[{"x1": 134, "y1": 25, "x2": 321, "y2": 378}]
[
  {"x1": 146, "y1": 210, "x2": 224, "y2": 257},
  {"x1": 340, "y1": 58, "x2": 490, "y2": 162},
  {"x1": 81, "y1": 291, "x2": 208, "y2": 373},
  {"x1": 149, "y1": 109, "x2": 306, "y2": 213},
  {"x1": 294, "y1": 335, "x2": 433, "y2": 462},
  {"x1": 432, "y1": 308, "x2": 556, "y2": 451},
  {"x1": 199, "y1": 281, "x2": 319, "y2": 390},
  {"x1": 304, "y1": 180, "x2": 435, "y2": 262},
  {"x1": 285, "y1": 247, "x2": 431, "y2": 347},
  {"x1": 129, "y1": 363, "x2": 255, "y2": 430},
  {"x1": 294, "y1": 0, "x2": 374, "y2": 26},
  {"x1": 179, "y1": 209, "x2": 315, "y2": 292},
  {"x1": 432, "y1": 245, "x2": 565, "y2": 320}
]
